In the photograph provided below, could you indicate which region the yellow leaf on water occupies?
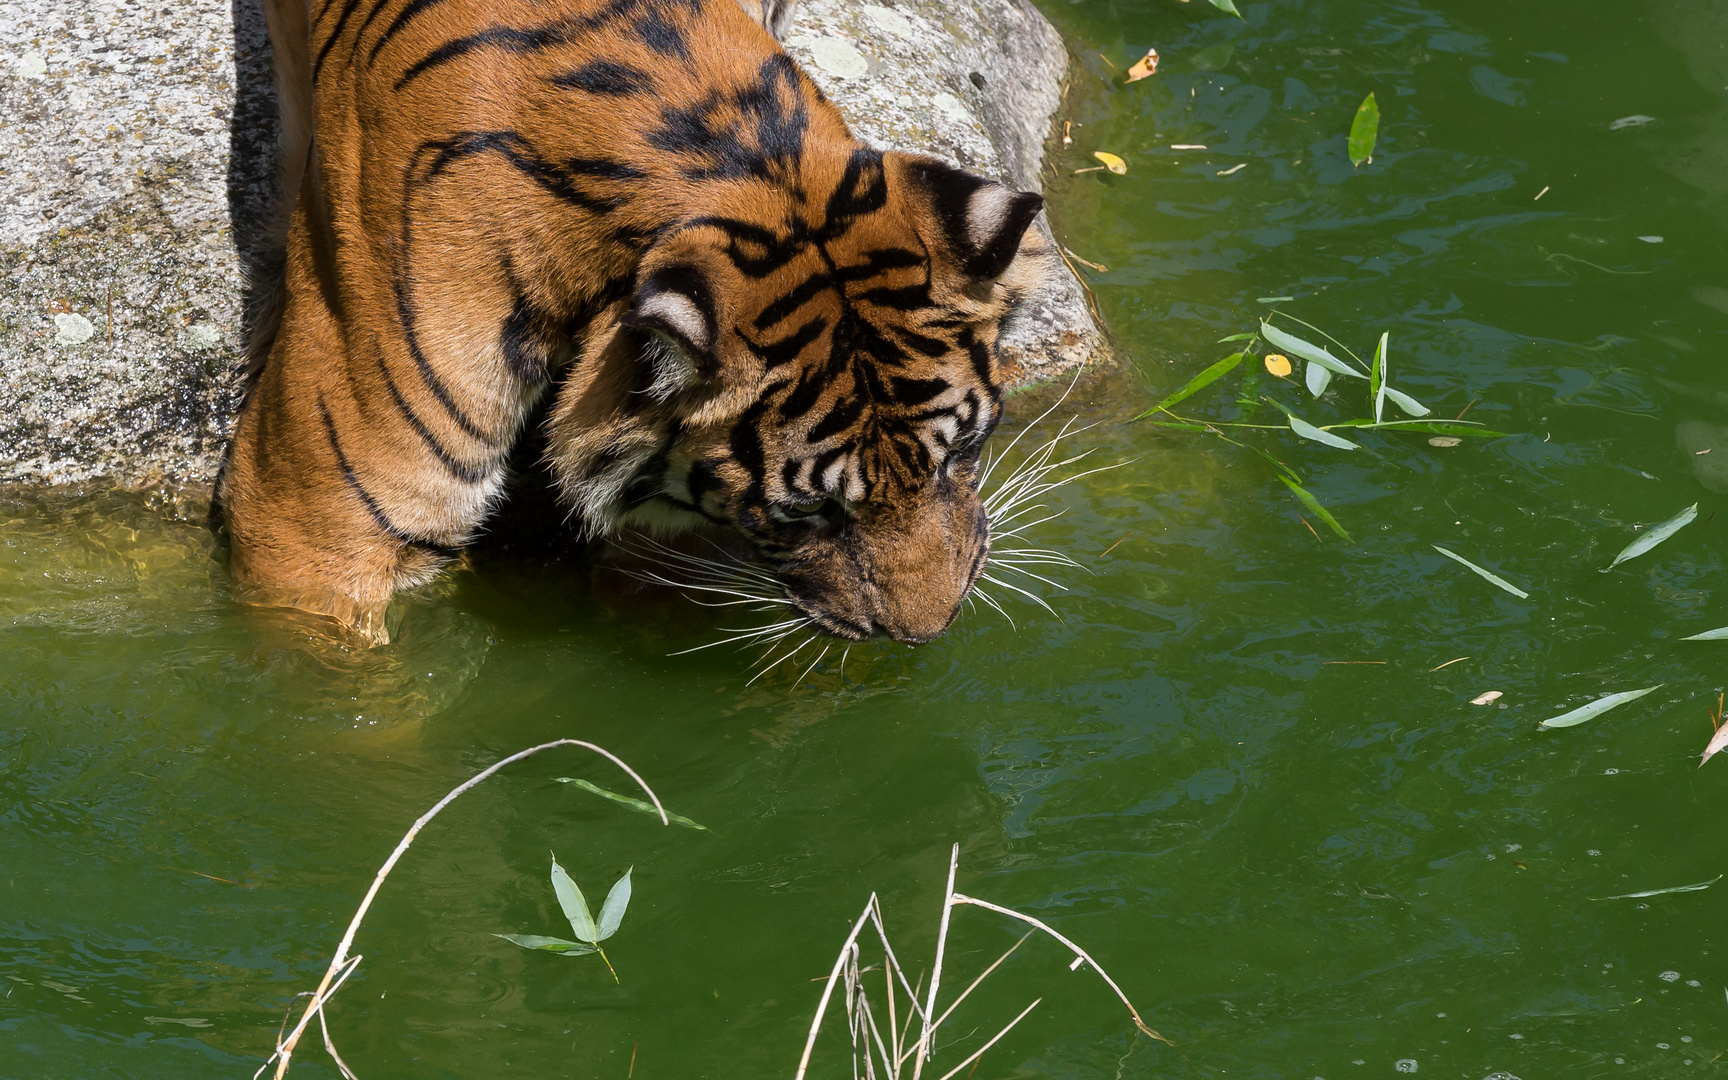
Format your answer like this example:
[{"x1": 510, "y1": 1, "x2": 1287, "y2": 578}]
[
  {"x1": 1093, "y1": 151, "x2": 1127, "y2": 174},
  {"x1": 1125, "y1": 48, "x2": 1159, "y2": 82},
  {"x1": 1263, "y1": 353, "x2": 1291, "y2": 378}
]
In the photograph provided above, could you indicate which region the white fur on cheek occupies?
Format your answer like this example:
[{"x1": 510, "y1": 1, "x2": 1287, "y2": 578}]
[
  {"x1": 639, "y1": 292, "x2": 709, "y2": 352},
  {"x1": 641, "y1": 333, "x2": 699, "y2": 401}
]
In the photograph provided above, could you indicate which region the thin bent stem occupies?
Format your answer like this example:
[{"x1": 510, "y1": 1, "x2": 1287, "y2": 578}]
[
  {"x1": 949, "y1": 893, "x2": 1170, "y2": 1046},
  {"x1": 260, "y1": 740, "x2": 665, "y2": 1079}
]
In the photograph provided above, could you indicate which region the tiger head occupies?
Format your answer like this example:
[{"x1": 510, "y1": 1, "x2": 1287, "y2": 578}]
[{"x1": 546, "y1": 149, "x2": 1047, "y2": 644}]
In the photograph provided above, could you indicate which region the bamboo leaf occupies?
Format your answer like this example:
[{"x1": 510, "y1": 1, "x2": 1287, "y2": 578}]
[
  {"x1": 1381, "y1": 386, "x2": 1431, "y2": 417},
  {"x1": 1289, "y1": 414, "x2": 1360, "y2": 450},
  {"x1": 1606, "y1": 503, "x2": 1698, "y2": 570},
  {"x1": 554, "y1": 777, "x2": 709, "y2": 831},
  {"x1": 1305, "y1": 359, "x2": 1333, "y2": 397},
  {"x1": 1681, "y1": 626, "x2": 1728, "y2": 641},
  {"x1": 1217, "y1": 332, "x2": 1258, "y2": 343},
  {"x1": 1260, "y1": 323, "x2": 1368, "y2": 378},
  {"x1": 1278, "y1": 476, "x2": 1351, "y2": 540},
  {"x1": 1371, "y1": 332, "x2": 1387, "y2": 424},
  {"x1": 1132, "y1": 352, "x2": 1247, "y2": 419},
  {"x1": 1206, "y1": 0, "x2": 1242, "y2": 15},
  {"x1": 597, "y1": 867, "x2": 632, "y2": 941},
  {"x1": 1537, "y1": 684, "x2": 1663, "y2": 729},
  {"x1": 1348, "y1": 92, "x2": 1379, "y2": 167},
  {"x1": 493, "y1": 934, "x2": 598, "y2": 955},
  {"x1": 1432, "y1": 545, "x2": 1530, "y2": 599},
  {"x1": 1593, "y1": 875, "x2": 1722, "y2": 901},
  {"x1": 550, "y1": 855, "x2": 598, "y2": 943}
]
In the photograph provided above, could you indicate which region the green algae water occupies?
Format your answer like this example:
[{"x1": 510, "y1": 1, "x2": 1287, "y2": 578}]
[{"x1": 6, "y1": 0, "x2": 1728, "y2": 1076}]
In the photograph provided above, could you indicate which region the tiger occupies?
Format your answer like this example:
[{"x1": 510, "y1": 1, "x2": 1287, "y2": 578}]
[{"x1": 221, "y1": 0, "x2": 1055, "y2": 645}]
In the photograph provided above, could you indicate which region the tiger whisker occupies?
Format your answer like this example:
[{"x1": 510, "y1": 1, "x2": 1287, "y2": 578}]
[
  {"x1": 667, "y1": 617, "x2": 808, "y2": 656},
  {"x1": 976, "y1": 369, "x2": 1086, "y2": 490},
  {"x1": 989, "y1": 512, "x2": 1066, "y2": 542},
  {"x1": 979, "y1": 572, "x2": 1061, "y2": 619},
  {"x1": 747, "y1": 633, "x2": 821, "y2": 685},
  {"x1": 969, "y1": 583, "x2": 1016, "y2": 630},
  {"x1": 985, "y1": 562, "x2": 1067, "y2": 590},
  {"x1": 794, "y1": 645, "x2": 831, "y2": 686}
]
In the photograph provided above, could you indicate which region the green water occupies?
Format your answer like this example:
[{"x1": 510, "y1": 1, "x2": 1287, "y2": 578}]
[{"x1": 6, "y1": 0, "x2": 1728, "y2": 1076}]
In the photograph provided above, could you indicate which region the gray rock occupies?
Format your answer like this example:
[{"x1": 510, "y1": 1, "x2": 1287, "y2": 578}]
[{"x1": 0, "y1": 0, "x2": 1103, "y2": 486}]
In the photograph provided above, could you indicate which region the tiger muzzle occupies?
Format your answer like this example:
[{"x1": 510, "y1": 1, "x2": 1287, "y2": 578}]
[{"x1": 779, "y1": 486, "x2": 988, "y2": 645}]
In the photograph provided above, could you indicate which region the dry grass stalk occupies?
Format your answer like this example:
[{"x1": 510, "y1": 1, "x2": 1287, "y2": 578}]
[
  {"x1": 794, "y1": 844, "x2": 1166, "y2": 1080},
  {"x1": 257, "y1": 739, "x2": 666, "y2": 1079}
]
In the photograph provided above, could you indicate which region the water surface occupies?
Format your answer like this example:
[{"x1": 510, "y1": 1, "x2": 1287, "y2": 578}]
[{"x1": 5, "y1": 0, "x2": 1728, "y2": 1076}]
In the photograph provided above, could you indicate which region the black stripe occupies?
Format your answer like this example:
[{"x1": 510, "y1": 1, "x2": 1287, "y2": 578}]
[
  {"x1": 393, "y1": 0, "x2": 661, "y2": 90},
  {"x1": 313, "y1": 0, "x2": 369, "y2": 83},
  {"x1": 856, "y1": 284, "x2": 931, "y2": 311},
  {"x1": 747, "y1": 315, "x2": 827, "y2": 370},
  {"x1": 354, "y1": 0, "x2": 405, "y2": 55},
  {"x1": 397, "y1": 24, "x2": 565, "y2": 90},
  {"x1": 895, "y1": 327, "x2": 951, "y2": 358},
  {"x1": 566, "y1": 157, "x2": 648, "y2": 180},
  {"x1": 729, "y1": 402, "x2": 770, "y2": 481},
  {"x1": 890, "y1": 376, "x2": 950, "y2": 407},
  {"x1": 777, "y1": 367, "x2": 828, "y2": 423},
  {"x1": 390, "y1": 274, "x2": 496, "y2": 445},
  {"x1": 632, "y1": 9, "x2": 688, "y2": 58},
  {"x1": 317, "y1": 397, "x2": 413, "y2": 539},
  {"x1": 418, "y1": 131, "x2": 628, "y2": 214},
  {"x1": 551, "y1": 60, "x2": 652, "y2": 95},
  {"x1": 369, "y1": 0, "x2": 450, "y2": 64},
  {"x1": 754, "y1": 272, "x2": 833, "y2": 330},
  {"x1": 808, "y1": 395, "x2": 865, "y2": 443},
  {"x1": 499, "y1": 294, "x2": 549, "y2": 384},
  {"x1": 375, "y1": 356, "x2": 495, "y2": 483}
]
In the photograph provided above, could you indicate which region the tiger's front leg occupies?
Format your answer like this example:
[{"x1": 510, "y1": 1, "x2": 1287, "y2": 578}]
[{"x1": 220, "y1": 183, "x2": 558, "y2": 643}]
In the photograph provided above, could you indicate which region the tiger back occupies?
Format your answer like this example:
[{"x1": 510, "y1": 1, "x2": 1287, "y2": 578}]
[{"x1": 224, "y1": 0, "x2": 1053, "y2": 644}]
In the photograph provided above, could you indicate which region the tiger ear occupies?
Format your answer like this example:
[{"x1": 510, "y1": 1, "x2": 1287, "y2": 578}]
[
  {"x1": 622, "y1": 264, "x2": 718, "y2": 369},
  {"x1": 732, "y1": 0, "x2": 797, "y2": 39},
  {"x1": 903, "y1": 157, "x2": 1044, "y2": 282}
]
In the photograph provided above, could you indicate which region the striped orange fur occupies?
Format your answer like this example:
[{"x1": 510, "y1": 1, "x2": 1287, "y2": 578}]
[{"x1": 223, "y1": 0, "x2": 1052, "y2": 644}]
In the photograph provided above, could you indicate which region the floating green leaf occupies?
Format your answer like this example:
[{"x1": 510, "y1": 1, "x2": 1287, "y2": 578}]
[
  {"x1": 1593, "y1": 874, "x2": 1723, "y2": 901},
  {"x1": 1537, "y1": 684, "x2": 1663, "y2": 729},
  {"x1": 1305, "y1": 359, "x2": 1333, "y2": 397},
  {"x1": 1260, "y1": 323, "x2": 1367, "y2": 379},
  {"x1": 550, "y1": 855, "x2": 597, "y2": 942},
  {"x1": 555, "y1": 777, "x2": 710, "y2": 831},
  {"x1": 596, "y1": 868, "x2": 632, "y2": 941},
  {"x1": 1371, "y1": 332, "x2": 1387, "y2": 423},
  {"x1": 1132, "y1": 351, "x2": 1247, "y2": 419},
  {"x1": 1605, "y1": 503, "x2": 1698, "y2": 570},
  {"x1": 1289, "y1": 414, "x2": 1359, "y2": 450},
  {"x1": 1217, "y1": 332, "x2": 1258, "y2": 343},
  {"x1": 1279, "y1": 476, "x2": 1351, "y2": 540},
  {"x1": 493, "y1": 933, "x2": 597, "y2": 955},
  {"x1": 1348, "y1": 91, "x2": 1379, "y2": 167},
  {"x1": 1381, "y1": 387, "x2": 1430, "y2": 417},
  {"x1": 1682, "y1": 626, "x2": 1728, "y2": 641},
  {"x1": 1432, "y1": 545, "x2": 1530, "y2": 599},
  {"x1": 1206, "y1": 0, "x2": 1242, "y2": 15}
]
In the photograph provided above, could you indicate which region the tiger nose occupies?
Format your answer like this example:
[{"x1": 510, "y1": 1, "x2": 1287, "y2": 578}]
[{"x1": 871, "y1": 594, "x2": 964, "y2": 646}]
